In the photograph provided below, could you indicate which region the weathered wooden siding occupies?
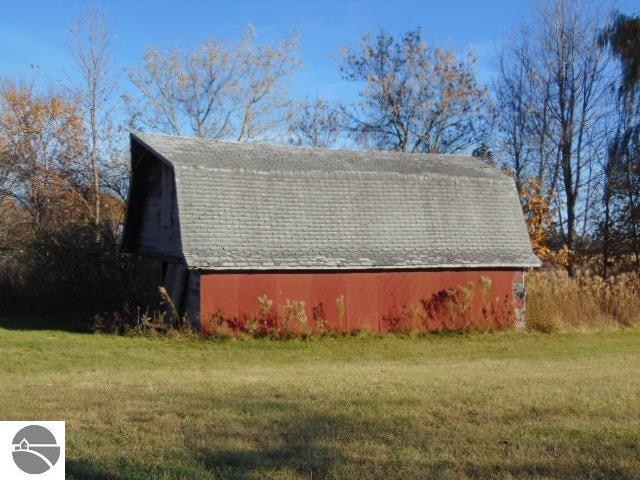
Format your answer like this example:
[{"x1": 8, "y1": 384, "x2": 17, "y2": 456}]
[
  {"x1": 199, "y1": 270, "x2": 525, "y2": 334},
  {"x1": 124, "y1": 142, "x2": 182, "y2": 260},
  {"x1": 183, "y1": 270, "x2": 201, "y2": 328}
]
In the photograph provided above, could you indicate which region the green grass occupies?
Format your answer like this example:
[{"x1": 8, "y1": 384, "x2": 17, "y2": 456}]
[{"x1": 0, "y1": 327, "x2": 639, "y2": 479}]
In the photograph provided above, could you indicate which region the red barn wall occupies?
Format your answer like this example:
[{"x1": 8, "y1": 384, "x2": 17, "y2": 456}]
[{"x1": 200, "y1": 270, "x2": 525, "y2": 334}]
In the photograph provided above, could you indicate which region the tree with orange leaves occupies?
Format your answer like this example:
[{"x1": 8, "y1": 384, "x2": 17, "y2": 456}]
[
  {"x1": 518, "y1": 178, "x2": 570, "y2": 267},
  {"x1": 0, "y1": 80, "x2": 90, "y2": 246}
]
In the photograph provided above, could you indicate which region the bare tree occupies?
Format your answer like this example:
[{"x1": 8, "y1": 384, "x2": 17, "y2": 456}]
[
  {"x1": 493, "y1": 40, "x2": 536, "y2": 192},
  {"x1": 234, "y1": 27, "x2": 301, "y2": 141},
  {"x1": 126, "y1": 26, "x2": 300, "y2": 142},
  {"x1": 70, "y1": 7, "x2": 116, "y2": 225},
  {"x1": 494, "y1": 0, "x2": 611, "y2": 275},
  {"x1": 126, "y1": 39, "x2": 233, "y2": 137},
  {"x1": 493, "y1": 31, "x2": 558, "y2": 194},
  {"x1": 337, "y1": 29, "x2": 491, "y2": 154},
  {"x1": 288, "y1": 98, "x2": 342, "y2": 147}
]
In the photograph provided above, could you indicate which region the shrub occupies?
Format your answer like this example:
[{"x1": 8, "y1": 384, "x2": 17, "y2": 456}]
[
  {"x1": 282, "y1": 299, "x2": 308, "y2": 332},
  {"x1": 0, "y1": 223, "x2": 160, "y2": 330}
]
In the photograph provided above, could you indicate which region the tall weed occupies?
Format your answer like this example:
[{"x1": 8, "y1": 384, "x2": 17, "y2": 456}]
[{"x1": 526, "y1": 269, "x2": 640, "y2": 332}]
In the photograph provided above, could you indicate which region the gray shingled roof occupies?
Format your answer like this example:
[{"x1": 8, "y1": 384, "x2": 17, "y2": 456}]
[{"x1": 132, "y1": 132, "x2": 540, "y2": 270}]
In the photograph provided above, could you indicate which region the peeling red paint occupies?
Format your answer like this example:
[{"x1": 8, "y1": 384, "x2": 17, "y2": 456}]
[{"x1": 200, "y1": 270, "x2": 522, "y2": 333}]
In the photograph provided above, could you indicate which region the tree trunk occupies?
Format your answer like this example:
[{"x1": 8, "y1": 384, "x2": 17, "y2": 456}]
[{"x1": 91, "y1": 91, "x2": 100, "y2": 226}]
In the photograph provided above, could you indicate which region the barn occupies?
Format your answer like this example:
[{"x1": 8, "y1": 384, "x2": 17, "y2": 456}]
[{"x1": 123, "y1": 132, "x2": 540, "y2": 333}]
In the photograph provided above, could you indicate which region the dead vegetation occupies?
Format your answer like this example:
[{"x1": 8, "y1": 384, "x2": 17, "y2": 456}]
[{"x1": 526, "y1": 269, "x2": 640, "y2": 332}]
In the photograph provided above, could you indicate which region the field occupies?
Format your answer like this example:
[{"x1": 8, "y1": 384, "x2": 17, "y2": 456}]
[{"x1": 0, "y1": 327, "x2": 639, "y2": 479}]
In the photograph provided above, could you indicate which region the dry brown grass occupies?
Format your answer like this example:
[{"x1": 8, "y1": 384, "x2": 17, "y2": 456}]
[{"x1": 526, "y1": 269, "x2": 640, "y2": 332}]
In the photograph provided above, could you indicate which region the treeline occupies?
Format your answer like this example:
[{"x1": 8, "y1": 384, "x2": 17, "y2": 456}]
[{"x1": 0, "y1": 1, "x2": 639, "y2": 323}]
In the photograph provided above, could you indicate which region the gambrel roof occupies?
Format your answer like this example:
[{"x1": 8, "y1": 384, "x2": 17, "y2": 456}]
[{"x1": 129, "y1": 132, "x2": 540, "y2": 270}]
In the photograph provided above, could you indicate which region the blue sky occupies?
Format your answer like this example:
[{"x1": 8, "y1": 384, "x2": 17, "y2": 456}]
[{"x1": 1, "y1": 0, "x2": 638, "y2": 103}]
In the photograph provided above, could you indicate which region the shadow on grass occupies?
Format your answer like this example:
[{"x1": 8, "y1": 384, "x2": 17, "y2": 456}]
[
  {"x1": 192, "y1": 408, "x2": 638, "y2": 480},
  {"x1": 194, "y1": 412, "x2": 349, "y2": 479},
  {"x1": 65, "y1": 394, "x2": 640, "y2": 479},
  {"x1": 464, "y1": 463, "x2": 637, "y2": 480},
  {"x1": 67, "y1": 457, "x2": 215, "y2": 480},
  {"x1": 66, "y1": 409, "x2": 350, "y2": 480},
  {"x1": 67, "y1": 459, "x2": 121, "y2": 480}
]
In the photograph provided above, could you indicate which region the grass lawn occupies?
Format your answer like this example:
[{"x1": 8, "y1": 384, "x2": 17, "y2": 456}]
[{"x1": 0, "y1": 327, "x2": 639, "y2": 479}]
